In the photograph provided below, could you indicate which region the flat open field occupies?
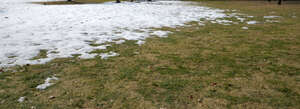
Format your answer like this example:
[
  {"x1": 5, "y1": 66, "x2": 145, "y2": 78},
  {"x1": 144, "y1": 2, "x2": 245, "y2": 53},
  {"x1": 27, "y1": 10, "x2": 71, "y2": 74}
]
[{"x1": 0, "y1": 0, "x2": 299, "y2": 109}]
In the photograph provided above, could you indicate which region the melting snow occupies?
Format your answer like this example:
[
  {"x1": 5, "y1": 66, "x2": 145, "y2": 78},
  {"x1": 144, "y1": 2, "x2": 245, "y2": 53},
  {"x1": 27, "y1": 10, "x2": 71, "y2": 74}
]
[
  {"x1": 264, "y1": 16, "x2": 280, "y2": 23},
  {"x1": 242, "y1": 27, "x2": 248, "y2": 30},
  {"x1": 100, "y1": 51, "x2": 119, "y2": 59},
  {"x1": 36, "y1": 76, "x2": 58, "y2": 90},
  {"x1": 247, "y1": 21, "x2": 258, "y2": 24},
  {"x1": 0, "y1": 0, "x2": 247, "y2": 67},
  {"x1": 78, "y1": 45, "x2": 109, "y2": 59},
  {"x1": 236, "y1": 17, "x2": 245, "y2": 22},
  {"x1": 264, "y1": 16, "x2": 280, "y2": 19},
  {"x1": 151, "y1": 31, "x2": 171, "y2": 38},
  {"x1": 266, "y1": 20, "x2": 279, "y2": 23},
  {"x1": 79, "y1": 53, "x2": 98, "y2": 59},
  {"x1": 114, "y1": 40, "x2": 126, "y2": 44},
  {"x1": 136, "y1": 40, "x2": 145, "y2": 46},
  {"x1": 18, "y1": 96, "x2": 25, "y2": 103},
  {"x1": 215, "y1": 19, "x2": 233, "y2": 25}
]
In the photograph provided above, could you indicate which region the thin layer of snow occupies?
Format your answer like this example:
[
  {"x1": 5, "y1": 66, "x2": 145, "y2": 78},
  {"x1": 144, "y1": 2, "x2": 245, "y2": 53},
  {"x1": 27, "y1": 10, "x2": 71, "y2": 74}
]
[
  {"x1": 242, "y1": 27, "x2": 248, "y2": 30},
  {"x1": 228, "y1": 12, "x2": 247, "y2": 23},
  {"x1": 36, "y1": 76, "x2": 58, "y2": 90},
  {"x1": 18, "y1": 96, "x2": 25, "y2": 103},
  {"x1": 79, "y1": 53, "x2": 98, "y2": 59},
  {"x1": 114, "y1": 40, "x2": 126, "y2": 44},
  {"x1": 216, "y1": 19, "x2": 233, "y2": 25},
  {"x1": 247, "y1": 21, "x2": 258, "y2": 24},
  {"x1": 0, "y1": 0, "x2": 241, "y2": 67},
  {"x1": 79, "y1": 45, "x2": 109, "y2": 59},
  {"x1": 264, "y1": 16, "x2": 280, "y2": 19},
  {"x1": 264, "y1": 16, "x2": 280, "y2": 23},
  {"x1": 266, "y1": 20, "x2": 279, "y2": 23},
  {"x1": 237, "y1": 17, "x2": 245, "y2": 22},
  {"x1": 136, "y1": 40, "x2": 145, "y2": 46},
  {"x1": 198, "y1": 23, "x2": 205, "y2": 26},
  {"x1": 151, "y1": 31, "x2": 171, "y2": 38},
  {"x1": 100, "y1": 51, "x2": 119, "y2": 59}
]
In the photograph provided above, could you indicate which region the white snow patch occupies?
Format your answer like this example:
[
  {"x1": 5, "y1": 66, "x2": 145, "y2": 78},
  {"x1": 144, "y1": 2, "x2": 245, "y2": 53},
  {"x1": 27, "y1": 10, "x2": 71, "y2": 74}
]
[
  {"x1": 136, "y1": 40, "x2": 145, "y2": 46},
  {"x1": 237, "y1": 17, "x2": 245, "y2": 22},
  {"x1": 151, "y1": 31, "x2": 171, "y2": 38},
  {"x1": 242, "y1": 27, "x2": 248, "y2": 30},
  {"x1": 114, "y1": 40, "x2": 126, "y2": 44},
  {"x1": 36, "y1": 76, "x2": 59, "y2": 90},
  {"x1": 247, "y1": 21, "x2": 258, "y2": 24},
  {"x1": 266, "y1": 20, "x2": 279, "y2": 23},
  {"x1": 100, "y1": 51, "x2": 119, "y2": 59},
  {"x1": 264, "y1": 16, "x2": 280, "y2": 23},
  {"x1": 219, "y1": 12, "x2": 245, "y2": 24},
  {"x1": 0, "y1": 0, "x2": 241, "y2": 67},
  {"x1": 18, "y1": 97, "x2": 25, "y2": 103},
  {"x1": 198, "y1": 23, "x2": 205, "y2": 26},
  {"x1": 78, "y1": 45, "x2": 109, "y2": 59},
  {"x1": 79, "y1": 53, "x2": 98, "y2": 59},
  {"x1": 211, "y1": 21, "x2": 217, "y2": 24},
  {"x1": 264, "y1": 16, "x2": 280, "y2": 19},
  {"x1": 215, "y1": 19, "x2": 233, "y2": 24}
]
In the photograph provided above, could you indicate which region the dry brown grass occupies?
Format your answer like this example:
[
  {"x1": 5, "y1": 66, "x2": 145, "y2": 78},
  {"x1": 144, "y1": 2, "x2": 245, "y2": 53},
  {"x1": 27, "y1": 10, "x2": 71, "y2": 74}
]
[{"x1": 0, "y1": 1, "x2": 300, "y2": 109}]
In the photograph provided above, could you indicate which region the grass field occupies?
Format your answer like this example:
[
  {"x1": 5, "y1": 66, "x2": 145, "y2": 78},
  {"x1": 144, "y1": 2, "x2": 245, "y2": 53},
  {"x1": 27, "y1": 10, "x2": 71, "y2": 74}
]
[{"x1": 1, "y1": 1, "x2": 300, "y2": 109}]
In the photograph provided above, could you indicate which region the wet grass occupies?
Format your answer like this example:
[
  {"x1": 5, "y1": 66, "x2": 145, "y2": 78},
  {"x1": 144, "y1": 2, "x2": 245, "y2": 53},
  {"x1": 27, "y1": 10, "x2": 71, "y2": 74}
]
[{"x1": 1, "y1": 1, "x2": 300, "y2": 109}]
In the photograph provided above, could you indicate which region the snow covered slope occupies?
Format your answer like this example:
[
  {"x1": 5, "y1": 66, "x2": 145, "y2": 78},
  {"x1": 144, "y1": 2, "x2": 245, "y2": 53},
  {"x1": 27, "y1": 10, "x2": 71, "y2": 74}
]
[{"x1": 0, "y1": 0, "x2": 230, "y2": 67}]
